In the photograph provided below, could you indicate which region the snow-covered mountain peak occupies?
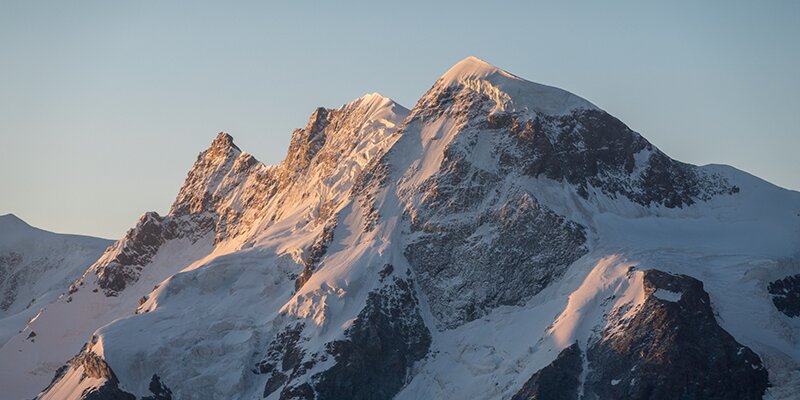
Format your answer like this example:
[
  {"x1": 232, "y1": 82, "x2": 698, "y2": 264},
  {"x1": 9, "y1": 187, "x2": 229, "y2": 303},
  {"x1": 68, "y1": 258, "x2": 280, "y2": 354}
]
[
  {"x1": 346, "y1": 93, "x2": 409, "y2": 128},
  {"x1": 210, "y1": 131, "x2": 240, "y2": 151},
  {"x1": 433, "y1": 56, "x2": 597, "y2": 116},
  {"x1": 6, "y1": 59, "x2": 800, "y2": 400},
  {"x1": 342, "y1": 92, "x2": 408, "y2": 122},
  {"x1": 439, "y1": 56, "x2": 514, "y2": 85},
  {"x1": 354, "y1": 92, "x2": 396, "y2": 106}
]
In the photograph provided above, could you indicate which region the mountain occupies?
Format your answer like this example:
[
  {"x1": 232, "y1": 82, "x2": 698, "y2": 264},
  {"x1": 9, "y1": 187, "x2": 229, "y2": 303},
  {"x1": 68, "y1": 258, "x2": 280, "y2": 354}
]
[
  {"x1": 2, "y1": 57, "x2": 799, "y2": 400},
  {"x1": 0, "y1": 214, "x2": 111, "y2": 347}
]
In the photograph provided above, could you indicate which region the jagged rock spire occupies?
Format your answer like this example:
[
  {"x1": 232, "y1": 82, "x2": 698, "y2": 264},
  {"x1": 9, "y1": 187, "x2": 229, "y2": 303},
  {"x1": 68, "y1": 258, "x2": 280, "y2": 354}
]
[
  {"x1": 170, "y1": 132, "x2": 246, "y2": 216},
  {"x1": 209, "y1": 132, "x2": 240, "y2": 153},
  {"x1": 282, "y1": 108, "x2": 330, "y2": 175}
]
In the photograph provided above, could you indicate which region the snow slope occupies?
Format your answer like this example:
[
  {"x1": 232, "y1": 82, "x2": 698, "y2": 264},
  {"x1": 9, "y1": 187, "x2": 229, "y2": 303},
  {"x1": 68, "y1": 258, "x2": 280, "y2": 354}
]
[{"x1": 0, "y1": 214, "x2": 111, "y2": 347}]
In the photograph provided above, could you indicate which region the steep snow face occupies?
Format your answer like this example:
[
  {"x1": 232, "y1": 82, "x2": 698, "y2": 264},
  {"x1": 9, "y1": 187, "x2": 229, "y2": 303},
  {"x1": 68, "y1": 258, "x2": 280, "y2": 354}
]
[{"x1": 0, "y1": 214, "x2": 111, "y2": 346}]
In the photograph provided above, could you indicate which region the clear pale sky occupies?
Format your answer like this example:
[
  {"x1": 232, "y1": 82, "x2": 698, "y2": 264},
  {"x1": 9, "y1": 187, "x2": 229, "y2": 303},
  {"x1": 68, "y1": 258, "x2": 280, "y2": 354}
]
[{"x1": 1, "y1": 1, "x2": 798, "y2": 239}]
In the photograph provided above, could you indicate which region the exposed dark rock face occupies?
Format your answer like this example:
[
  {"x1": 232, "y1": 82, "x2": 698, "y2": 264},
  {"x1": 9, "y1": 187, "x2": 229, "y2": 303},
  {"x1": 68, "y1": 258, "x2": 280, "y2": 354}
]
[
  {"x1": 281, "y1": 108, "x2": 330, "y2": 178},
  {"x1": 104, "y1": 213, "x2": 169, "y2": 275},
  {"x1": 74, "y1": 346, "x2": 119, "y2": 381},
  {"x1": 93, "y1": 212, "x2": 173, "y2": 296},
  {"x1": 584, "y1": 270, "x2": 768, "y2": 400},
  {"x1": 350, "y1": 156, "x2": 392, "y2": 234},
  {"x1": 294, "y1": 221, "x2": 337, "y2": 292},
  {"x1": 768, "y1": 273, "x2": 800, "y2": 317},
  {"x1": 313, "y1": 273, "x2": 431, "y2": 400},
  {"x1": 256, "y1": 323, "x2": 308, "y2": 399},
  {"x1": 512, "y1": 342, "x2": 583, "y2": 400},
  {"x1": 494, "y1": 108, "x2": 738, "y2": 207},
  {"x1": 280, "y1": 383, "x2": 315, "y2": 400},
  {"x1": 406, "y1": 190, "x2": 588, "y2": 328},
  {"x1": 141, "y1": 374, "x2": 173, "y2": 400},
  {"x1": 0, "y1": 251, "x2": 23, "y2": 310},
  {"x1": 258, "y1": 270, "x2": 431, "y2": 400},
  {"x1": 82, "y1": 383, "x2": 136, "y2": 400},
  {"x1": 90, "y1": 211, "x2": 215, "y2": 296}
]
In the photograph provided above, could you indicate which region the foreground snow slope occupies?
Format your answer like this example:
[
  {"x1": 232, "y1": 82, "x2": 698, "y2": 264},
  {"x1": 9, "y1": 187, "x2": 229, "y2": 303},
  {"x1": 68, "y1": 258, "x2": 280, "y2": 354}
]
[{"x1": 3, "y1": 57, "x2": 799, "y2": 400}]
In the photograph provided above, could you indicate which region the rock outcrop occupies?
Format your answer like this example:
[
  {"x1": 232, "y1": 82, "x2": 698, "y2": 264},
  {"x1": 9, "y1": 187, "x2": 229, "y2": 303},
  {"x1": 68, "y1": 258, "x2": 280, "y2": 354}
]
[
  {"x1": 512, "y1": 342, "x2": 583, "y2": 400},
  {"x1": 768, "y1": 273, "x2": 800, "y2": 317},
  {"x1": 584, "y1": 270, "x2": 769, "y2": 400},
  {"x1": 258, "y1": 267, "x2": 431, "y2": 400}
]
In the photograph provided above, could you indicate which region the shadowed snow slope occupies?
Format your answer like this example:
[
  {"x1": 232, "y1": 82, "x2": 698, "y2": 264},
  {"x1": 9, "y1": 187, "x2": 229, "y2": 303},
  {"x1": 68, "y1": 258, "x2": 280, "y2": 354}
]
[{"x1": 2, "y1": 57, "x2": 799, "y2": 400}]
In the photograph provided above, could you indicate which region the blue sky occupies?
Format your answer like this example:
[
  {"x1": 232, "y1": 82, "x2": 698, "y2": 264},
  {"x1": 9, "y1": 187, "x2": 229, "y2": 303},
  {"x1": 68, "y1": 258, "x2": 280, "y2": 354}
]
[{"x1": 1, "y1": 1, "x2": 798, "y2": 239}]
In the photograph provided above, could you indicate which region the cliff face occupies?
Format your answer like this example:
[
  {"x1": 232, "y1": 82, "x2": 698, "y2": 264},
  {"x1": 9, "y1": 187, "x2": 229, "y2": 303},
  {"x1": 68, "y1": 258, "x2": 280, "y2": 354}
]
[
  {"x1": 583, "y1": 270, "x2": 768, "y2": 400},
  {"x1": 512, "y1": 269, "x2": 771, "y2": 400}
]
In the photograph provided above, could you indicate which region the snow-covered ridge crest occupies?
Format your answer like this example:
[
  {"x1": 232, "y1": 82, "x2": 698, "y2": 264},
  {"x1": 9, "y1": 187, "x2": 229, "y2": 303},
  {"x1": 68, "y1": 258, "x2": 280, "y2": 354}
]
[{"x1": 436, "y1": 56, "x2": 598, "y2": 116}]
